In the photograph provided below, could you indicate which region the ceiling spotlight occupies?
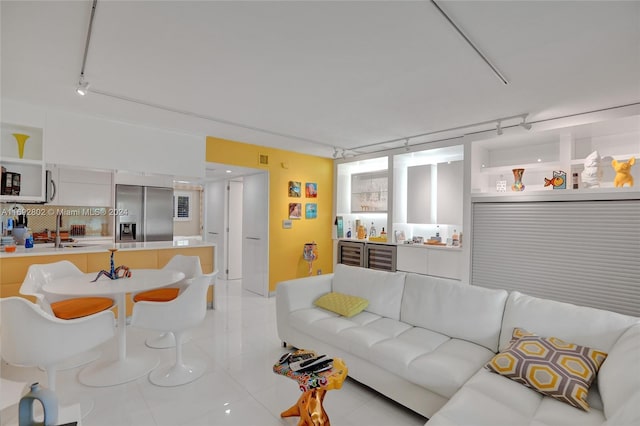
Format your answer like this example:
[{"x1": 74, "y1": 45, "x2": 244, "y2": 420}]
[
  {"x1": 75, "y1": 76, "x2": 90, "y2": 96},
  {"x1": 332, "y1": 147, "x2": 339, "y2": 159},
  {"x1": 496, "y1": 121, "x2": 503, "y2": 136},
  {"x1": 520, "y1": 116, "x2": 532, "y2": 130}
]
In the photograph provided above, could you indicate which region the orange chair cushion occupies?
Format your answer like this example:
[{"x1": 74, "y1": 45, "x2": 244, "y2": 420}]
[
  {"x1": 133, "y1": 288, "x2": 180, "y2": 303},
  {"x1": 51, "y1": 297, "x2": 114, "y2": 320}
]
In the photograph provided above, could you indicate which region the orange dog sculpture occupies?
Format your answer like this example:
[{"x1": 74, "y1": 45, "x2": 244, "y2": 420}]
[{"x1": 612, "y1": 157, "x2": 636, "y2": 187}]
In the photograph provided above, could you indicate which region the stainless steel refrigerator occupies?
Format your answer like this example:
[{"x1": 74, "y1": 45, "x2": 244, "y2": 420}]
[{"x1": 115, "y1": 184, "x2": 174, "y2": 242}]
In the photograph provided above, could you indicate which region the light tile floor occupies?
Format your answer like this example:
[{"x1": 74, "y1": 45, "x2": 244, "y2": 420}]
[{"x1": 1, "y1": 279, "x2": 427, "y2": 426}]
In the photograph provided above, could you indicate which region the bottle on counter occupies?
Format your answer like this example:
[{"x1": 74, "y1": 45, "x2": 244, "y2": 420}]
[
  {"x1": 452, "y1": 229, "x2": 459, "y2": 247},
  {"x1": 369, "y1": 222, "x2": 376, "y2": 237},
  {"x1": 380, "y1": 227, "x2": 387, "y2": 240},
  {"x1": 24, "y1": 228, "x2": 34, "y2": 249},
  {"x1": 346, "y1": 221, "x2": 352, "y2": 238},
  {"x1": 433, "y1": 225, "x2": 441, "y2": 242}
]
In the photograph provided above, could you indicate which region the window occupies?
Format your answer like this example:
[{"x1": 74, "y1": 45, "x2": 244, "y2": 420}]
[{"x1": 173, "y1": 192, "x2": 192, "y2": 221}]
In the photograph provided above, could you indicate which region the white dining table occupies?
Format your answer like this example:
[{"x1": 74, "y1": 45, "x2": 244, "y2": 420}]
[{"x1": 43, "y1": 268, "x2": 185, "y2": 387}]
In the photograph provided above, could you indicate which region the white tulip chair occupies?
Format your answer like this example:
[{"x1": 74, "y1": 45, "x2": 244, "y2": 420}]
[
  {"x1": 19, "y1": 261, "x2": 114, "y2": 369},
  {"x1": 0, "y1": 297, "x2": 115, "y2": 416},
  {"x1": 132, "y1": 255, "x2": 203, "y2": 349},
  {"x1": 131, "y1": 274, "x2": 212, "y2": 386}
]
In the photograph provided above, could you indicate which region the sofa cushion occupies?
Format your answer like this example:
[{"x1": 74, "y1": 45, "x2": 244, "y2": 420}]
[
  {"x1": 289, "y1": 307, "x2": 338, "y2": 328},
  {"x1": 602, "y1": 390, "x2": 640, "y2": 426},
  {"x1": 400, "y1": 274, "x2": 508, "y2": 352},
  {"x1": 500, "y1": 292, "x2": 639, "y2": 352},
  {"x1": 332, "y1": 264, "x2": 405, "y2": 320},
  {"x1": 370, "y1": 327, "x2": 451, "y2": 377},
  {"x1": 407, "y1": 339, "x2": 496, "y2": 399},
  {"x1": 486, "y1": 328, "x2": 607, "y2": 411},
  {"x1": 314, "y1": 291, "x2": 368, "y2": 317},
  {"x1": 427, "y1": 369, "x2": 606, "y2": 426},
  {"x1": 598, "y1": 323, "x2": 640, "y2": 419},
  {"x1": 338, "y1": 318, "x2": 412, "y2": 360}
]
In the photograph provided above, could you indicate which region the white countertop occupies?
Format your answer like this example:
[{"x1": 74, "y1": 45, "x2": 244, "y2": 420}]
[
  {"x1": 336, "y1": 238, "x2": 462, "y2": 250},
  {"x1": 0, "y1": 239, "x2": 215, "y2": 258}
]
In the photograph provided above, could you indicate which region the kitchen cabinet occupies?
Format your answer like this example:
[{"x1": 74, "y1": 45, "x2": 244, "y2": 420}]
[
  {"x1": 405, "y1": 160, "x2": 463, "y2": 225},
  {"x1": 350, "y1": 170, "x2": 388, "y2": 213},
  {"x1": 436, "y1": 160, "x2": 463, "y2": 225},
  {"x1": 394, "y1": 145, "x2": 464, "y2": 241},
  {"x1": 0, "y1": 123, "x2": 45, "y2": 203},
  {"x1": 406, "y1": 164, "x2": 433, "y2": 224},
  {"x1": 396, "y1": 244, "x2": 428, "y2": 275},
  {"x1": 396, "y1": 245, "x2": 461, "y2": 280},
  {"x1": 47, "y1": 165, "x2": 113, "y2": 206},
  {"x1": 335, "y1": 156, "x2": 389, "y2": 247}
]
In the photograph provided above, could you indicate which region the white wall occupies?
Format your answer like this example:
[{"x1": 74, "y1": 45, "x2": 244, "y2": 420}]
[{"x1": 2, "y1": 99, "x2": 205, "y2": 178}]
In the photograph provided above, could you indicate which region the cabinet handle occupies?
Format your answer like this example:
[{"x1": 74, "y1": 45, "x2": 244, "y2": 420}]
[
  {"x1": 50, "y1": 180, "x2": 56, "y2": 202},
  {"x1": 245, "y1": 237, "x2": 261, "y2": 240}
]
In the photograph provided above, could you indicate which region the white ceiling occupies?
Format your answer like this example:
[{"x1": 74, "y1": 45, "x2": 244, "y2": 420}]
[{"x1": 2, "y1": 1, "x2": 639, "y2": 158}]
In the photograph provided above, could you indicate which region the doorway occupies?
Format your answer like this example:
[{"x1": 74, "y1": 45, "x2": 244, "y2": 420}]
[{"x1": 204, "y1": 164, "x2": 269, "y2": 296}]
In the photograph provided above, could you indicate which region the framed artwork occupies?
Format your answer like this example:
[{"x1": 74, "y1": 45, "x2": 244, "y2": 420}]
[
  {"x1": 288, "y1": 181, "x2": 301, "y2": 197},
  {"x1": 305, "y1": 203, "x2": 317, "y2": 219},
  {"x1": 289, "y1": 203, "x2": 302, "y2": 219},
  {"x1": 305, "y1": 182, "x2": 318, "y2": 198}
]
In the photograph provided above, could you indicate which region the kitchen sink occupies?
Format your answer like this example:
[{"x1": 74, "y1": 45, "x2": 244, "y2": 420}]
[{"x1": 59, "y1": 243, "x2": 101, "y2": 248}]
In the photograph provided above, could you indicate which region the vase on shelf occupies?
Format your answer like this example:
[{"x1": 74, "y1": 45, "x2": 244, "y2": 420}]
[
  {"x1": 12, "y1": 133, "x2": 30, "y2": 159},
  {"x1": 511, "y1": 168, "x2": 525, "y2": 191}
]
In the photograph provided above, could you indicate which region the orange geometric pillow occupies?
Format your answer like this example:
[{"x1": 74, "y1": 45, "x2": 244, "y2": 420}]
[{"x1": 485, "y1": 328, "x2": 607, "y2": 411}]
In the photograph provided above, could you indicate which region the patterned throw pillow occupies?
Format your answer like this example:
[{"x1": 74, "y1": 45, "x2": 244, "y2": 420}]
[
  {"x1": 485, "y1": 328, "x2": 607, "y2": 411},
  {"x1": 314, "y1": 292, "x2": 369, "y2": 318}
]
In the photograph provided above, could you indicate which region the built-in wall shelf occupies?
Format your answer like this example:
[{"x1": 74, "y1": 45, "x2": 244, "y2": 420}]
[
  {"x1": 1, "y1": 123, "x2": 46, "y2": 203},
  {"x1": 471, "y1": 186, "x2": 639, "y2": 202},
  {"x1": 480, "y1": 161, "x2": 563, "y2": 175},
  {"x1": 471, "y1": 114, "x2": 640, "y2": 199}
]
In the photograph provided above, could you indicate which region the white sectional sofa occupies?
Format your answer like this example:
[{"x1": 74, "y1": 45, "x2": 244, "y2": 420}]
[{"x1": 276, "y1": 264, "x2": 640, "y2": 425}]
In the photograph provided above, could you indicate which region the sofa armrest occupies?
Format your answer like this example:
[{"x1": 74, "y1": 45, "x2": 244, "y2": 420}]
[{"x1": 276, "y1": 274, "x2": 333, "y2": 342}]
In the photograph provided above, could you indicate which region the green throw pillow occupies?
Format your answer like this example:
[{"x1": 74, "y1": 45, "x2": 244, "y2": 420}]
[
  {"x1": 314, "y1": 292, "x2": 368, "y2": 318},
  {"x1": 485, "y1": 328, "x2": 607, "y2": 411}
]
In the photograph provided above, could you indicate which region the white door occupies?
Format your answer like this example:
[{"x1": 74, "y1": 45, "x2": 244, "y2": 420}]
[
  {"x1": 205, "y1": 181, "x2": 226, "y2": 276},
  {"x1": 227, "y1": 180, "x2": 243, "y2": 279},
  {"x1": 242, "y1": 172, "x2": 269, "y2": 296}
]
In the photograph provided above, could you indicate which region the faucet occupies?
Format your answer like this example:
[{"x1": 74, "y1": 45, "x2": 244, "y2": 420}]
[{"x1": 55, "y1": 212, "x2": 62, "y2": 248}]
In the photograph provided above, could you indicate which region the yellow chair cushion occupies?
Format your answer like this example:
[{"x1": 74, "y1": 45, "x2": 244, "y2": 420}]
[
  {"x1": 133, "y1": 287, "x2": 180, "y2": 303},
  {"x1": 314, "y1": 292, "x2": 368, "y2": 318},
  {"x1": 51, "y1": 297, "x2": 114, "y2": 320}
]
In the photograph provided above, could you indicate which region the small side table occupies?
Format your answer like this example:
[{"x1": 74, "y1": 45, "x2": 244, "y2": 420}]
[{"x1": 273, "y1": 349, "x2": 348, "y2": 426}]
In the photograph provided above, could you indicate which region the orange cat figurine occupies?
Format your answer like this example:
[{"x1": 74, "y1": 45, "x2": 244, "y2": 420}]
[{"x1": 611, "y1": 157, "x2": 636, "y2": 187}]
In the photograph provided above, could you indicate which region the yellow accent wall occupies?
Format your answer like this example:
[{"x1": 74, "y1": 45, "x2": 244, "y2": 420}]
[{"x1": 206, "y1": 137, "x2": 334, "y2": 292}]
